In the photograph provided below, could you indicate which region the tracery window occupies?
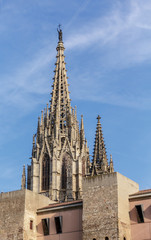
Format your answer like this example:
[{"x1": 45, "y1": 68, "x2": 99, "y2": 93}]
[{"x1": 42, "y1": 153, "x2": 50, "y2": 190}]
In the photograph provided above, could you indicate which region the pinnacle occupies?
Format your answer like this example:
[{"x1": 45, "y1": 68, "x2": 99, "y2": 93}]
[{"x1": 91, "y1": 115, "x2": 109, "y2": 175}]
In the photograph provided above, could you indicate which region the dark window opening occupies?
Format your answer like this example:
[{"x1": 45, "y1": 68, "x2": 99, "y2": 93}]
[
  {"x1": 30, "y1": 220, "x2": 33, "y2": 230},
  {"x1": 105, "y1": 237, "x2": 109, "y2": 240},
  {"x1": 55, "y1": 216, "x2": 62, "y2": 234},
  {"x1": 42, "y1": 218, "x2": 49, "y2": 236},
  {"x1": 124, "y1": 238, "x2": 126, "y2": 240},
  {"x1": 93, "y1": 238, "x2": 96, "y2": 240},
  {"x1": 62, "y1": 158, "x2": 67, "y2": 189},
  {"x1": 135, "y1": 205, "x2": 144, "y2": 223},
  {"x1": 82, "y1": 157, "x2": 86, "y2": 177},
  {"x1": 42, "y1": 153, "x2": 50, "y2": 191}
]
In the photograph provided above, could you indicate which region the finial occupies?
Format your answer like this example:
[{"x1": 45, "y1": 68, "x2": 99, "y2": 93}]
[
  {"x1": 109, "y1": 154, "x2": 114, "y2": 173},
  {"x1": 97, "y1": 115, "x2": 101, "y2": 121},
  {"x1": 57, "y1": 24, "x2": 63, "y2": 42},
  {"x1": 41, "y1": 110, "x2": 44, "y2": 125},
  {"x1": 21, "y1": 165, "x2": 26, "y2": 190},
  {"x1": 80, "y1": 115, "x2": 84, "y2": 130}
]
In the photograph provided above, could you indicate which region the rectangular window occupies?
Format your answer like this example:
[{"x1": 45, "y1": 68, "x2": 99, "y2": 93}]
[
  {"x1": 30, "y1": 220, "x2": 33, "y2": 230},
  {"x1": 42, "y1": 218, "x2": 49, "y2": 235},
  {"x1": 135, "y1": 205, "x2": 144, "y2": 223},
  {"x1": 55, "y1": 216, "x2": 62, "y2": 234}
]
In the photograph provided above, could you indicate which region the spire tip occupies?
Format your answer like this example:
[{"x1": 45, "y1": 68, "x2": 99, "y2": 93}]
[{"x1": 57, "y1": 24, "x2": 63, "y2": 42}]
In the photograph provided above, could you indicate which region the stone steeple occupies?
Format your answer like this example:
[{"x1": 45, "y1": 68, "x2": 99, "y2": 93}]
[
  {"x1": 27, "y1": 28, "x2": 90, "y2": 202},
  {"x1": 91, "y1": 115, "x2": 114, "y2": 175},
  {"x1": 21, "y1": 165, "x2": 26, "y2": 189},
  {"x1": 50, "y1": 28, "x2": 71, "y2": 138}
]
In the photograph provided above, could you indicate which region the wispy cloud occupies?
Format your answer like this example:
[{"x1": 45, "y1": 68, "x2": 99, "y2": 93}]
[
  {"x1": 1, "y1": 0, "x2": 151, "y2": 113},
  {"x1": 66, "y1": 0, "x2": 151, "y2": 67}
]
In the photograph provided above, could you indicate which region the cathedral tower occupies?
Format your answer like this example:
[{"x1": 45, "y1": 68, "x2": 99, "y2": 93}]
[{"x1": 27, "y1": 28, "x2": 90, "y2": 202}]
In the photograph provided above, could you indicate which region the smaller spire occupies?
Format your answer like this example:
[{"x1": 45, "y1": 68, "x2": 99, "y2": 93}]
[
  {"x1": 80, "y1": 115, "x2": 85, "y2": 150},
  {"x1": 80, "y1": 115, "x2": 84, "y2": 130},
  {"x1": 36, "y1": 116, "x2": 40, "y2": 143},
  {"x1": 32, "y1": 134, "x2": 36, "y2": 157},
  {"x1": 109, "y1": 154, "x2": 114, "y2": 173},
  {"x1": 41, "y1": 110, "x2": 44, "y2": 127},
  {"x1": 37, "y1": 116, "x2": 40, "y2": 130},
  {"x1": 46, "y1": 103, "x2": 49, "y2": 119},
  {"x1": 21, "y1": 165, "x2": 26, "y2": 190},
  {"x1": 91, "y1": 115, "x2": 109, "y2": 175},
  {"x1": 75, "y1": 106, "x2": 77, "y2": 120}
]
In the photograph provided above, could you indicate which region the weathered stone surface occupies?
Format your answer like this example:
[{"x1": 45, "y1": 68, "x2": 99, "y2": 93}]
[
  {"x1": 0, "y1": 189, "x2": 51, "y2": 240},
  {"x1": 0, "y1": 190, "x2": 25, "y2": 240},
  {"x1": 82, "y1": 172, "x2": 139, "y2": 240}
]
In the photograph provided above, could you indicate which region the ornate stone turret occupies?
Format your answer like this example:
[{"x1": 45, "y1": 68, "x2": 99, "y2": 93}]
[
  {"x1": 27, "y1": 27, "x2": 90, "y2": 202},
  {"x1": 21, "y1": 165, "x2": 26, "y2": 189},
  {"x1": 91, "y1": 115, "x2": 114, "y2": 175}
]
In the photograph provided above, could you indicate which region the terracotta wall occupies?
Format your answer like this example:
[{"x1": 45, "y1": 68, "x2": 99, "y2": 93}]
[
  {"x1": 130, "y1": 197, "x2": 151, "y2": 240},
  {"x1": 37, "y1": 207, "x2": 82, "y2": 240}
]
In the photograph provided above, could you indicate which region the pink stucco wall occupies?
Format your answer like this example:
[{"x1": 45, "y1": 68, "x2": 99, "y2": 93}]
[
  {"x1": 129, "y1": 197, "x2": 151, "y2": 240},
  {"x1": 37, "y1": 207, "x2": 82, "y2": 240}
]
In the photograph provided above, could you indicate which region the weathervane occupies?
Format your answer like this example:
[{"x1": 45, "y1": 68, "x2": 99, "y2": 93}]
[{"x1": 57, "y1": 24, "x2": 63, "y2": 42}]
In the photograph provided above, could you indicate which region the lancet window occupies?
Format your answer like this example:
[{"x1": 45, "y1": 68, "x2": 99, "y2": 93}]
[
  {"x1": 61, "y1": 153, "x2": 72, "y2": 190},
  {"x1": 82, "y1": 157, "x2": 86, "y2": 176},
  {"x1": 42, "y1": 153, "x2": 50, "y2": 191}
]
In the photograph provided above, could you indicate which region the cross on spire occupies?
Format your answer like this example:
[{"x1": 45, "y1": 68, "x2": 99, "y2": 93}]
[{"x1": 97, "y1": 115, "x2": 101, "y2": 121}]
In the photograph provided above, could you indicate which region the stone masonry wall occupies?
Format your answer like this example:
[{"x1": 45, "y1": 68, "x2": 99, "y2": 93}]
[
  {"x1": 23, "y1": 190, "x2": 52, "y2": 240},
  {"x1": 82, "y1": 173, "x2": 119, "y2": 240},
  {"x1": 0, "y1": 190, "x2": 25, "y2": 240},
  {"x1": 0, "y1": 189, "x2": 52, "y2": 240},
  {"x1": 82, "y1": 172, "x2": 139, "y2": 240}
]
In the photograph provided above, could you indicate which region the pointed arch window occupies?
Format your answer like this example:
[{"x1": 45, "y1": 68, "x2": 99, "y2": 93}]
[
  {"x1": 42, "y1": 153, "x2": 50, "y2": 191},
  {"x1": 61, "y1": 153, "x2": 72, "y2": 190},
  {"x1": 82, "y1": 157, "x2": 86, "y2": 177},
  {"x1": 62, "y1": 156, "x2": 67, "y2": 189}
]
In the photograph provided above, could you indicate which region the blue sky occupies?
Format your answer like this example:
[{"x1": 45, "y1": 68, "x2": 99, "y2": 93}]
[{"x1": 0, "y1": 0, "x2": 151, "y2": 192}]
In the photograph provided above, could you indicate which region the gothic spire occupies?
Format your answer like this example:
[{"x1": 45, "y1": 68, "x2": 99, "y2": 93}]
[
  {"x1": 21, "y1": 165, "x2": 26, "y2": 189},
  {"x1": 50, "y1": 27, "x2": 71, "y2": 136},
  {"x1": 91, "y1": 115, "x2": 109, "y2": 175}
]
